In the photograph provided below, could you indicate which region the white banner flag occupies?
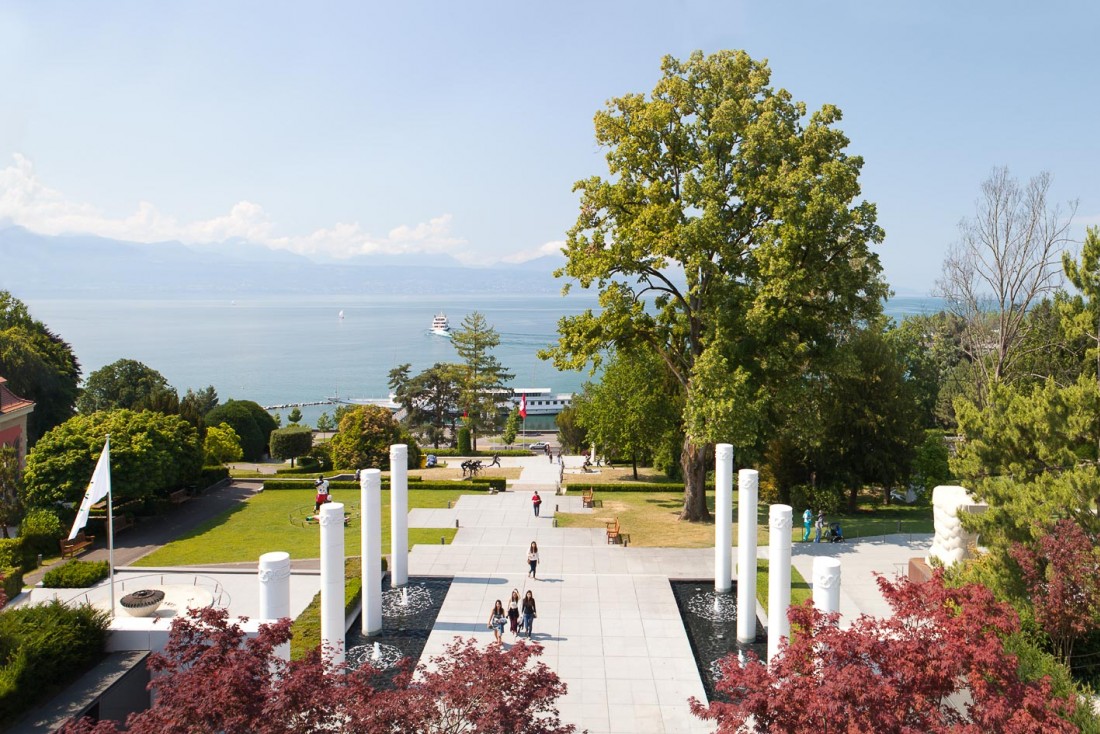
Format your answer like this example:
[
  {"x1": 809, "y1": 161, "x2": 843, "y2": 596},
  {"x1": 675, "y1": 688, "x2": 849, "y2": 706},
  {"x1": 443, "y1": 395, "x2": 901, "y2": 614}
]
[{"x1": 67, "y1": 437, "x2": 111, "y2": 540}]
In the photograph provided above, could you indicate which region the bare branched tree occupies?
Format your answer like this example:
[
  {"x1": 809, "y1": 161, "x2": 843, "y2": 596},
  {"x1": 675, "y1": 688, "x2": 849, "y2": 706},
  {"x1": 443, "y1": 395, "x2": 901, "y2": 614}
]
[{"x1": 935, "y1": 167, "x2": 1077, "y2": 406}]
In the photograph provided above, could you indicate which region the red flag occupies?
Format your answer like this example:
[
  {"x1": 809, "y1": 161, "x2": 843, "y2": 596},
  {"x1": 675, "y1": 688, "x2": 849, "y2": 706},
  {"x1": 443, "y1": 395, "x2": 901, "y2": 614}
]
[{"x1": 519, "y1": 394, "x2": 527, "y2": 418}]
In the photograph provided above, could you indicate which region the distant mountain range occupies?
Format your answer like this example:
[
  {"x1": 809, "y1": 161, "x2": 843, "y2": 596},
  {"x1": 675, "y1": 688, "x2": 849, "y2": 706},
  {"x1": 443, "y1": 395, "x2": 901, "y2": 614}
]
[{"x1": 0, "y1": 226, "x2": 570, "y2": 298}]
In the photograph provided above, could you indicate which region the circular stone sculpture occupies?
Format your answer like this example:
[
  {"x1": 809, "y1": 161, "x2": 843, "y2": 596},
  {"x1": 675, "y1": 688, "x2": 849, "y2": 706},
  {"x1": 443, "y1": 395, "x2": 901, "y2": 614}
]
[
  {"x1": 120, "y1": 588, "x2": 165, "y2": 617},
  {"x1": 929, "y1": 485, "x2": 986, "y2": 567}
]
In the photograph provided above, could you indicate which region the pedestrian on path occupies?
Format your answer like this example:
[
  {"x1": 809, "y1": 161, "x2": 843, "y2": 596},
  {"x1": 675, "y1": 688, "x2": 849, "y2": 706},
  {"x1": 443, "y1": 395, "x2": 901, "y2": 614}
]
[
  {"x1": 527, "y1": 541, "x2": 540, "y2": 579},
  {"x1": 507, "y1": 589, "x2": 521, "y2": 637},
  {"x1": 490, "y1": 454, "x2": 501, "y2": 467},
  {"x1": 487, "y1": 599, "x2": 506, "y2": 643},
  {"x1": 814, "y1": 511, "x2": 825, "y2": 543},
  {"x1": 531, "y1": 490, "x2": 542, "y2": 517},
  {"x1": 546, "y1": 444, "x2": 552, "y2": 463},
  {"x1": 521, "y1": 590, "x2": 537, "y2": 638},
  {"x1": 556, "y1": 448, "x2": 562, "y2": 464},
  {"x1": 802, "y1": 507, "x2": 813, "y2": 541}
]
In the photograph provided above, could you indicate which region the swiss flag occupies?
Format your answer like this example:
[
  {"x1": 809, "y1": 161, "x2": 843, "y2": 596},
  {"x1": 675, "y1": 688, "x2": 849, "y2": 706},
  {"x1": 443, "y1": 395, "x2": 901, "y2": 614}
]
[{"x1": 519, "y1": 394, "x2": 527, "y2": 418}]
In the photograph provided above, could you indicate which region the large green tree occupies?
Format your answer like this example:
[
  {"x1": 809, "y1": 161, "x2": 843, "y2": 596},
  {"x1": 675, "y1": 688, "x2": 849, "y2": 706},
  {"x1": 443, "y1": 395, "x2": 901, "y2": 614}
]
[
  {"x1": 543, "y1": 50, "x2": 886, "y2": 520},
  {"x1": 329, "y1": 405, "x2": 419, "y2": 471},
  {"x1": 451, "y1": 314, "x2": 513, "y2": 450},
  {"x1": 388, "y1": 362, "x2": 463, "y2": 448},
  {"x1": 0, "y1": 291, "x2": 81, "y2": 444},
  {"x1": 22, "y1": 409, "x2": 203, "y2": 507},
  {"x1": 269, "y1": 426, "x2": 313, "y2": 467},
  {"x1": 203, "y1": 423, "x2": 243, "y2": 465},
  {"x1": 574, "y1": 348, "x2": 681, "y2": 479},
  {"x1": 77, "y1": 359, "x2": 174, "y2": 414},
  {"x1": 204, "y1": 400, "x2": 278, "y2": 462}
]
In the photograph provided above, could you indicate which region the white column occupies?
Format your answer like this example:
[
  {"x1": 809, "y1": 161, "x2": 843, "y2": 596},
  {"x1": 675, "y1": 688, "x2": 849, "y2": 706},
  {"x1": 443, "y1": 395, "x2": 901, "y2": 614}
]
[
  {"x1": 320, "y1": 502, "x2": 346, "y2": 669},
  {"x1": 736, "y1": 468, "x2": 759, "y2": 644},
  {"x1": 714, "y1": 444, "x2": 733, "y2": 593},
  {"x1": 361, "y1": 468, "x2": 382, "y2": 635},
  {"x1": 390, "y1": 444, "x2": 409, "y2": 587},
  {"x1": 258, "y1": 551, "x2": 291, "y2": 660},
  {"x1": 767, "y1": 503, "x2": 793, "y2": 663},
  {"x1": 812, "y1": 557, "x2": 841, "y2": 616}
]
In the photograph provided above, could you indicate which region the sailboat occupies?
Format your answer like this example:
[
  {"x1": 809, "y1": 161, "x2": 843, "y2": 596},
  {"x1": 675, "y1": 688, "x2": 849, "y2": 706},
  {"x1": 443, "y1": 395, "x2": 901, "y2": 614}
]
[{"x1": 338, "y1": 310, "x2": 345, "y2": 320}]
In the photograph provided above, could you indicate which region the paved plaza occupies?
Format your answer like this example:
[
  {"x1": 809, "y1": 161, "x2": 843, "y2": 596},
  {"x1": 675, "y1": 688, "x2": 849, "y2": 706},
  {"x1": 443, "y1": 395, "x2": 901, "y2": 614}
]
[{"x1": 18, "y1": 454, "x2": 933, "y2": 733}]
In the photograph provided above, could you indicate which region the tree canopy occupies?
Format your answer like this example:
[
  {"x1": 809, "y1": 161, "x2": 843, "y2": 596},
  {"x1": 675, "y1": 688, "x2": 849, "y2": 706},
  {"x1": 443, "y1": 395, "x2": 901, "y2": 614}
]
[
  {"x1": 0, "y1": 291, "x2": 81, "y2": 444},
  {"x1": 22, "y1": 409, "x2": 203, "y2": 507},
  {"x1": 451, "y1": 313, "x2": 512, "y2": 450},
  {"x1": 204, "y1": 400, "x2": 277, "y2": 461},
  {"x1": 389, "y1": 362, "x2": 463, "y2": 448},
  {"x1": 329, "y1": 405, "x2": 419, "y2": 471},
  {"x1": 76, "y1": 358, "x2": 174, "y2": 414},
  {"x1": 269, "y1": 425, "x2": 313, "y2": 467},
  {"x1": 543, "y1": 50, "x2": 886, "y2": 520},
  {"x1": 203, "y1": 422, "x2": 243, "y2": 465}
]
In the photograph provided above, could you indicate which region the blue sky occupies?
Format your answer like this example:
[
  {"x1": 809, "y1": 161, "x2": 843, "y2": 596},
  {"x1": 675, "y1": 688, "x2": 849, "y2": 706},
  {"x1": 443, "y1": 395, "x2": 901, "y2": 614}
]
[{"x1": 0, "y1": 1, "x2": 1096, "y2": 293}]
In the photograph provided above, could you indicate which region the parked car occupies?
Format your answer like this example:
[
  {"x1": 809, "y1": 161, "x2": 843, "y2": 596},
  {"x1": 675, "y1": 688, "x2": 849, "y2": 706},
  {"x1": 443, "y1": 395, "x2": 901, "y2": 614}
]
[{"x1": 528, "y1": 441, "x2": 549, "y2": 452}]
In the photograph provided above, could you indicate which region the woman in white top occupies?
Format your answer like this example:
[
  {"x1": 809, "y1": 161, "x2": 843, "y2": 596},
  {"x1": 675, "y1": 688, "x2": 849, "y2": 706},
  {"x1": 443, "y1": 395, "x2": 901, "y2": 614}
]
[{"x1": 527, "y1": 541, "x2": 539, "y2": 579}]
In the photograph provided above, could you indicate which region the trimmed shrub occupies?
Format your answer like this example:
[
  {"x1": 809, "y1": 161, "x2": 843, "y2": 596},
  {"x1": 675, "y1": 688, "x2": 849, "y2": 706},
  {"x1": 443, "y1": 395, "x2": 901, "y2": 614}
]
[
  {"x1": 0, "y1": 600, "x2": 109, "y2": 720},
  {"x1": 456, "y1": 427, "x2": 471, "y2": 454},
  {"x1": 0, "y1": 567, "x2": 22, "y2": 599},
  {"x1": 199, "y1": 465, "x2": 230, "y2": 487},
  {"x1": 564, "y1": 482, "x2": 689, "y2": 493},
  {"x1": 41, "y1": 560, "x2": 110, "y2": 588},
  {"x1": 0, "y1": 539, "x2": 22, "y2": 569},
  {"x1": 270, "y1": 426, "x2": 314, "y2": 467},
  {"x1": 204, "y1": 400, "x2": 271, "y2": 461},
  {"x1": 19, "y1": 508, "x2": 62, "y2": 558},
  {"x1": 261, "y1": 478, "x2": 500, "y2": 492}
]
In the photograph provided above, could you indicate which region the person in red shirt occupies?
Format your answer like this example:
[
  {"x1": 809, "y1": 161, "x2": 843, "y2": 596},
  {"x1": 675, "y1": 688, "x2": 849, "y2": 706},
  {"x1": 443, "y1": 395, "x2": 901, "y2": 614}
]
[{"x1": 531, "y1": 490, "x2": 542, "y2": 517}]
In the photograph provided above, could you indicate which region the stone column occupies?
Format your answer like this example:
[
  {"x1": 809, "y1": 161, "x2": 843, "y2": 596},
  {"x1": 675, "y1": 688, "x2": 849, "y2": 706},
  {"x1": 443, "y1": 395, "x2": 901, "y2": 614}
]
[
  {"x1": 812, "y1": 557, "x2": 841, "y2": 615},
  {"x1": 258, "y1": 551, "x2": 291, "y2": 660},
  {"x1": 361, "y1": 468, "x2": 382, "y2": 635},
  {"x1": 767, "y1": 504, "x2": 792, "y2": 663},
  {"x1": 714, "y1": 444, "x2": 733, "y2": 593},
  {"x1": 390, "y1": 444, "x2": 409, "y2": 587},
  {"x1": 929, "y1": 485, "x2": 987, "y2": 567},
  {"x1": 320, "y1": 502, "x2": 346, "y2": 669},
  {"x1": 736, "y1": 469, "x2": 759, "y2": 644}
]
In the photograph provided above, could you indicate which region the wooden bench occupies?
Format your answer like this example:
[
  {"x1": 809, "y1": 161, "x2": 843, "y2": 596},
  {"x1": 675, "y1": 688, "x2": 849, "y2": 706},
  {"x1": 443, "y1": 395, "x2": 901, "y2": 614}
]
[
  {"x1": 112, "y1": 514, "x2": 133, "y2": 533},
  {"x1": 60, "y1": 531, "x2": 95, "y2": 559},
  {"x1": 582, "y1": 488, "x2": 595, "y2": 508},
  {"x1": 169, "y1": 488, "x2": 190, "y2": 504},
  {"x1": 606, "y1": 518, "x2": 621, "y2": 544}
]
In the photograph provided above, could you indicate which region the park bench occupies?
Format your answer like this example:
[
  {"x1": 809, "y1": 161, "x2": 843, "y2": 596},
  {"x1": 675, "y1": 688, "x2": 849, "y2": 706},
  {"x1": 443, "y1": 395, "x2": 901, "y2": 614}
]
[
  {"x1": 169, "y1": 488, "x2": 190, "y2": 504},
  {"x1": 582, "y1": 488, "x2": 595, "y2": 508},
  {"x1": 606, "y1": 518, "x2": 622, "y2": 544},
  {"x1": 60, "y1": 531, "x2": 95, "y2": 559},
  {"x1": 112, "y1": 514, "x2": 133, "y2": 533}
]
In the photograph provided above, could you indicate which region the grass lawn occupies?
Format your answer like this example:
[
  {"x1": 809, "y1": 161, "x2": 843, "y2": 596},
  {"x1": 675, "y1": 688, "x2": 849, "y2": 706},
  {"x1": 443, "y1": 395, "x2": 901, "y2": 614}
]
[
  {"x1": 134, "y1": 488, "x2": 466, "y2": 566},
  {"x1": 757, "y1": 559, "x2": 812, "y2": 608},
  {"x1": 555, "y1": 490, "x2": 932, "y2": 547},
  {"x1": 562, "y1": 466, "x2": 676, "y2": 485}
]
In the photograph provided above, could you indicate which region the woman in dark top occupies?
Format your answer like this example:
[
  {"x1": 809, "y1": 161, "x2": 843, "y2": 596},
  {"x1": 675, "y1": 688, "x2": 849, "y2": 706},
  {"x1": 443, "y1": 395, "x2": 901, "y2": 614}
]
[
  {"x1": 507, "y1": 589, "x2": 521, "y2": 638},
  {"x1": 521, "y1": 590, "x2": 537, "y2": 638}
]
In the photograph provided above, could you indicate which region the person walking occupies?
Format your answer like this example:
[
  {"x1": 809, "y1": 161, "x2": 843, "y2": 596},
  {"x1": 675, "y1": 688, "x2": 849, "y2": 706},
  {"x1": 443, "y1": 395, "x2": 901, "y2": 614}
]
[
  {"x1": 531, "y1": 490, "x2": 542, "y2": 517},
  {"x1": 314, "y1": 476, "x2": 330, "y2": 513},
  {"x1": 521, "y1": 590, "x2": 537, "y2": 638},
  {"x1": 487, "y1": 599, "x2": 506, "y2": 643},
  {"x1": 489, "y1": 454, "x2": 501, "y2": 468},
  {"x1": 556, "y1": 447, "x2": 562, "y2": 465},
  {"x1": 802, "y1": 507, "x2": 813, "y2": 542},
  {"x1": 546, "y1": 444, "x2": 552, "y2": 463},
  {"x1": 527, "y1": 541, "x2": 540, "y2": 579},
  {"x1": 507, "y1": 589, "x2": 521, "y2": 638},
  {"x1": 814, "y1": 511, "x2": 825, "y2": 543}
]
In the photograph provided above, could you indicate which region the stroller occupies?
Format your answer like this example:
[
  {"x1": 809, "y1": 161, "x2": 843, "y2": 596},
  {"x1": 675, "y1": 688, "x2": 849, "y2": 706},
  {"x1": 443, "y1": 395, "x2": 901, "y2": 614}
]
[{"x1": 825, "y1": 522, "x2": 845, "y2": 543}]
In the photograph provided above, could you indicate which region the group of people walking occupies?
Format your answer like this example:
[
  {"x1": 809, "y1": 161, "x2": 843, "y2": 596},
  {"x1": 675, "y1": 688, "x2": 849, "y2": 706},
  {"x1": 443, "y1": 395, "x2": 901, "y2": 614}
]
[
  {"x1": 802, "y1": 507, "x2": 844, "y2": 543},
  {"x1": 486, "y1": 541, "x2": 542, "y2": 643}
]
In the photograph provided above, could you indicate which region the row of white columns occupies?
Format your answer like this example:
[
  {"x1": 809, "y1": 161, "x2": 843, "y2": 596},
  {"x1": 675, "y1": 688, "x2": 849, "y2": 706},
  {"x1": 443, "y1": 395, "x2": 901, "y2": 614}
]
[
  {"x1": 257, "y1": 445, "x2": 413, "y2": 665},
  {"x1": 713, "y1": 443, "x2": 841, "y2": 662}
]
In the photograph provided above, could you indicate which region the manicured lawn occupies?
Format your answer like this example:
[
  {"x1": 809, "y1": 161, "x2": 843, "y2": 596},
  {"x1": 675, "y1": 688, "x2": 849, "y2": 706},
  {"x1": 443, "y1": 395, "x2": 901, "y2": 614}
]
[
  {"x1": 135, "y1": 488, "x2": 465, "y2": 566},
  {"x1": 555, "y1": 490, "x2": 932, "y2": 547},
  {"x1": 757, "y1": 559, "x2": 812, "y2": 609}
]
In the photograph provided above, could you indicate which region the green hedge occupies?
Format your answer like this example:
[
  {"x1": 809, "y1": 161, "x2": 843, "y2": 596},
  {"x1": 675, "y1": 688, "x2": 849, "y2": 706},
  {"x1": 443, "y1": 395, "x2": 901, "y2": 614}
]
[
  {"x1": 0, "y1": 539, "x2": 22, "y2": 570},
  {"x1": 565, "y1": 481, "x2": 694, "y2": 492},
  {"x1": 41, "y1": 560, "x2": 110, "y2": 589},
  {"x1": 198, "y1": 465, "x2": 230, "y2": 487},
  {"x1": 261, "y1": 477, "x2": 505, "y2": 492},
  {"x1": 0, "y1": 567, "x2": 22, "y2": 599},
  {"x1": 0, "y1": 600, "x2": 109, "y2": 721},
  {"x1": 19, "y1": 509, "x2": 63, "y2": 559}
]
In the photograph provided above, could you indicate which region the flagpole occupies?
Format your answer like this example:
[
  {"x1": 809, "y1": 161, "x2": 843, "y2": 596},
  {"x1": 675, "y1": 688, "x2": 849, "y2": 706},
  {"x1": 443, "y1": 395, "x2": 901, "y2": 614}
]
[{"x1": 105, "y1": 435, "x2": 115, "y2": 619}]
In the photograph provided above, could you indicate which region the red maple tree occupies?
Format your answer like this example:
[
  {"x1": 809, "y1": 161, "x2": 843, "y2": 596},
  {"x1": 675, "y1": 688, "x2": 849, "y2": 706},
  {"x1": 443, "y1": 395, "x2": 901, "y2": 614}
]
[
  {"x1": 62, "y1": 606, "x2": 576, "y2": 734},
  {"x1": 691, "y1": 571, "x2": 1079, "y2": 733},
  {"x1": 1010, "y1": 518, "x2": 1100, "y2": 668}
]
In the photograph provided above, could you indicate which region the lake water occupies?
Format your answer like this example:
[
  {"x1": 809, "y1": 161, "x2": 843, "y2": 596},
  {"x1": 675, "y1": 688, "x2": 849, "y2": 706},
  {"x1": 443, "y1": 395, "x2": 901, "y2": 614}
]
[{"x1": 20, "y1": 292, "x2": 942, "y2": 425}]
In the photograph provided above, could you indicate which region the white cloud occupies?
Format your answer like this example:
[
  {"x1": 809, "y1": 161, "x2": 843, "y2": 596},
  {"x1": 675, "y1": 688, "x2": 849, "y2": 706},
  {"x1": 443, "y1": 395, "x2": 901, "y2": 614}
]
[
  {"x1": 500, "y1": 239, "x2": 565, "y2": 264},
  {"x1": 0, "y1": 154, "x2": 470, "y2": 260}
]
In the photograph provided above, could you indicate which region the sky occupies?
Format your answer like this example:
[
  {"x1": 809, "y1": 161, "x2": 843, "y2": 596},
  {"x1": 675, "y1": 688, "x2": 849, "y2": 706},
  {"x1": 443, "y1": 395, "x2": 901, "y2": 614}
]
[{"x1": 0, "y1": 1, "x2": 1097, "y2": 293}]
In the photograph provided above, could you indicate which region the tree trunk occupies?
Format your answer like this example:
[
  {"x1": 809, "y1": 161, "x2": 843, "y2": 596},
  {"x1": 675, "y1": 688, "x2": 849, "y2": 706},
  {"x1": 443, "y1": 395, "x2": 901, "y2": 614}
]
[
  {"x1": 631, "y1": 451, "x2": 638, "y2": 480},
  {"x1": 679, "y1": 436, "x2": 711, "y2": 521},
  {"x1": 847, "y1": 485, "x2": 859, "y2": 513}
]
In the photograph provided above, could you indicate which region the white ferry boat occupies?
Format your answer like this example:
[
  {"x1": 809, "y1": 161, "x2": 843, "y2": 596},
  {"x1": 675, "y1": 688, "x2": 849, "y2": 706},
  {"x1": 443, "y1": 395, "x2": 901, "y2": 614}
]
[
  {"x1": 429, "y1": 312, "x2": 452, "y2": 337},
  {"x1": 510, "y1": 388, "x2": 572, "y2": 415}
]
